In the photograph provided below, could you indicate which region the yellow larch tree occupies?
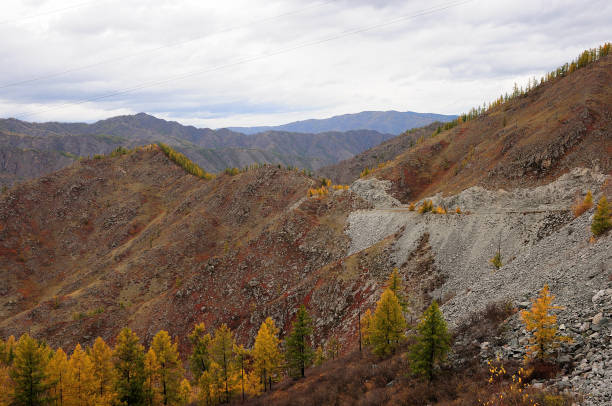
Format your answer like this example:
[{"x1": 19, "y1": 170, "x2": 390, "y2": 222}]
[
  {"x1": 178, "y1": 379, "x2": 191, "y2": 406},
  {"x1": 143, "y1": 348, "x2": 160, "y2": 406},
  {"x1": 46, "y1": 348, "x2": 69, "y2": 406},
  {"x1": 0, "y1": 364, "x2": 13, "y2": 406},
  {"x1": 151, "y1": 330, "x2": 184, "y2": 406},
  {"x1": 369, "y1": 288, "x2": 407, "y2": 356},
  {"x1": 65, "y1": 344, "x2": 96, "y2": 406},
  {"x1": 252, "y1": 317, "x2": 282, "y2": 392},
  {"x1": 209, "y1": 324, "x2": 238, "y2": 403},
  {"x1": 88, "y1": 337, "x2": 116, "y2": 406},
  {"x1": 521, "y1": 284, "x2": 570, "y2": 360}
]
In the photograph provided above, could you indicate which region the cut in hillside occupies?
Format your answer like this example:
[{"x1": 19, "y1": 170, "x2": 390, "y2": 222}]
[
  {"x1": 228, "y1": 110, "x2": 457, "y2": 135},
  {"x1": 361, "y1": 55, "x2": 612, "y2": 202}
]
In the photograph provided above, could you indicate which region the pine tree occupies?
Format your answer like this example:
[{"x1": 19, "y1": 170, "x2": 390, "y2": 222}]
[
  {"x1": 46, "y1": 348, "x2": 69, "y2": 406},
  {"x1": 113, "y1": 328, "x2": 146, "y2": 406},
  {"x1": 385, "y1": 268, "x2": 409, "y2": 312},
  {"x1": 65, "y1": 344, "x2": 96, "y2": 406},
  {"x1": 409, "y1": 301, "x2": 451, "y2": 381},
  {"x1": 209, "y1": 324, "x2": 237, "y2": 403},
  {"x1": 369, "y1": 288, "x2": 407, "y2": 356},
  {"x1": 10, "y1": 334, "x2": 52, "y2": 406},
  {"x1": 520, "y1": 284, "x2": 570, "y2": 360},
  {"x1": 591, "y1": 196, "x2": 611, "y2": 236},
  {"x1": 285, "y1": 305, "x2": 314, "y2": 378},
  {"x1": 252, "y1": 317, "x2": 282, "y2": 391},
  {"x1": 151, "y1": 331, "x2": 183, "y2": 405},
  {"x1": 88, "y1": 337, "x2": 116, "y2": 406},
  {"x1": 188, "y1": 323, "x2": 211, "y2": 381}
]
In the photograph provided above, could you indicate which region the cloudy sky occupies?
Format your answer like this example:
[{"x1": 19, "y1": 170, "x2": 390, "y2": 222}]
[{"x1": 0, "y1": 0, "x2": 610, "y2": 128}]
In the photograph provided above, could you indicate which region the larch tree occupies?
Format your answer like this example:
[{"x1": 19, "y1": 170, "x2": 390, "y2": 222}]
[
  {"x1": 252, "y1": 317, "x2": 282, "y2": 391},
  {"x1": 520, "y1": 284, "x2": 570, "y2": 360},
  {"x1": 360, "y1": 309, "x2": 373, "y2": 347},
  {"x1": 209, "y1": 324, "x2": 238, "y2": 403},
  {"x1": 0, "y1": 336, "x2": 16, "y2": 366},
  {"x1": 325, "y1": 337, "x2": 340, "y2": 360},
  {"x1": 591, "y1": 196, "x2": 611, "y2": 236},
  {"x1": 10, "y1": 334, "x2": 52, "y2": 406},
  {"x1": 285, "y1": 305, "x2": 314, "y2": 379},
  {"x1": 88, "y1": 337, "x2": 116, "y2": 406},
  {"x1": 113, "y1": 328, "x2": 146, "y2": 406},
  {"x1": 178, "y1": 379, "x2": 191, "y2": 406},
  {"x1": 0, "y1": 364, "x2": 12, "y2": 406},
  {"x1": 386, "y1": 268, "x2": 409, "y2": 312},
  {"x1": 151, "y1": 331, "x2": 184, "y2": 406},
  {"x1": 143, "y1": 348, "x2": 159, "y2": 406},
  {"x1": 409, "y1": 301, "x2": 451, "y2": 381},
  {"x1": 313, "y1": 346, "x2": 325, "y2": 366},
  {"x1": 188, "y1": 323, "x2": 211, "y2": 382},
  {"x1": 46, "y1": 348, "x2": 69, "y2": 406},
  {"x1": 369, "y1": 288, "x2": 407, "y2": 356},
  {"x1": 65, "y1": 344, "x2": 96, "y2": 406}
]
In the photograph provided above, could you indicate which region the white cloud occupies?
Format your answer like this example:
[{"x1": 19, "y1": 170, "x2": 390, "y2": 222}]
[{"x1": 0, "y1": 0, "x2": 610, "y2": 127}]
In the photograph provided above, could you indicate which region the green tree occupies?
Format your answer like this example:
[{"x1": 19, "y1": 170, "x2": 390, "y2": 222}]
[
  {"x1": 252, "y1": 318, "x2": 282, "y2": 391},
  {"x1": 113, "y1": 328, "x2": 146, "y2": 406},
  {"x1": 368, "y1": 288, "x2": 407, "y2": 356},
  {"x1": 10, "y1": 334, "x2": 52, "y2": 406},
  {"x1": 209, "y1": 324, "x2": 237, "y2": 403},
  {"x1": 409, "y1": 301, "x2": 451, "y2": 381},
  {"x1": 591, "y1": 196, "x2": 611, "y2": 236},
  {"x1": 285, "y1": 305, "x2": 314, "y2": 378},
  {"x1": 151, "y1": 331, "x2": 184, "y2": 405},
  {"x1": 188, "y1": 323, "x2": 211, "y2": 382}
]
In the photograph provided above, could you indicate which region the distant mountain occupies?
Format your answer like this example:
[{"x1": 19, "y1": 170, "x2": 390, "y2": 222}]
[
  {"x1": 227, "y1": 110, "x2": 457, "y2": 135},
  {"x1": 0, "y1": 113, "x2": 395, "y2": 186}
]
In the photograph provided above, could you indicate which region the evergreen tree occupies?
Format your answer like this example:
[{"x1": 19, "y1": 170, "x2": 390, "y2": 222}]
[
  {"x1": 10, "y1": 334, "x2": 52, "y2": 406},
  {"x1": 151, "y1": 331, "x2": 183, "y2": 406},
  {"x1": 591, "y1": 196, "x2": 611, "y2": 236},
  {"x1": 409, "y1": 301, "x2": 451, "y2": 381},
  {"x1": 46, "y1": 348, "x2": 69, "y2": 406},
  {"x1": 209, "y1": 324, "x2": 237, "y2": 403},
  {"x1": 252, "y1": 317, "x2": 282, "y2": 391},
  {"x1": 65, "y1": 344, "x2": 96, "y2": 406},
  {"x1": 385, "y1": 268, "x2": 409, "y2": 312},
  {"x1": 88, "y1": 337, "x2": 116, "y2": 406},
  {"x1": 187, "y1": 323, "x2": 211, "y2": 381},
  {"x1": 113, "y1": 328, "x2": 146, "y2": 406},
  {"x1": 369, "y1": 288, "x2": 407, "y2": 356},
  {"x1": 285, "y1": 305, "x2": 314, "y2": 378}
]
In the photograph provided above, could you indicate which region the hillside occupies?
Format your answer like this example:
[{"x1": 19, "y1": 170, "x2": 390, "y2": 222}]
[
  {"x1": 0, "y1": 114, "x2": 395, "y2": 186},
  {"x1": 227, "y1": 110, "x2": 457, "y2": 135},
  {"x1": 365, "y1": 55, "x2": 612, "y2": 203}
]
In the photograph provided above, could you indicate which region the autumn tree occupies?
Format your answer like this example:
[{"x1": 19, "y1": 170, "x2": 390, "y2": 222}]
[
  {"x1": 10, "y1": 334, "x2": 52, "y2": 406},
  {"x1": 178, "y1": 379, "x2": 191, "y2": 406},
  {"x1": 88, "y1": 337, "x2": 116, "y2": 406},
  {"x1": 65, "y1": 344, "x2": 96, "y2": 406},
  {"x1": 325, "y1": 337, "x2": 340, "y2": 360},
  {"x1": 285, "y1": 305, "x2": 314, "y2": 378},
  {"x1": 151, "y1": 331, "x2": 184, "y2": 405},
  {"x1": 252, "y1": 317, "x2": 282, "y2": 391},
  {"x1": 113, "y1": 328, "x2": 146, "y2": 406},
  {"x1": 591, "y1": 196, "x2": 611, "y2": 236},
  {"x1": 572, "y1": 190, "x2": 593, "y2": 217},
  {"x1": 386, "y1": 268, "x2": 409, "y2": 312},
  {"x1": 368, "y1": 288, "x2": 407, "y2": 356},
  {"x1": 521, "y1": 284, "x2": 570, "y2": 360},
  {"x1": 313, "y1": 346, "x2": 325, "y2": 366},
  {"x1": 188, "y1": 323, "x2": 211, "y2": 382},
  {"x1": 0, "y1": 336, "x2": 16, "y2": 366},
  {"x1": 360, "y1": 309, "x2": 373, "y2": 346},
  {"x1": 0, "y1": 364, "x2": 12, "y2": 406},
  {"x1": 143, "y1": 348, "x2": 159, "y2": 406},
  {"x1": 409, "y1": 301, "x2": 451, "y2": 381},
  {"x1": 46, "y1": 348, "x2": 69, "y2": 406},
  {"x1": 209, "y1": 324, "x2": 238, "y2": 403}
]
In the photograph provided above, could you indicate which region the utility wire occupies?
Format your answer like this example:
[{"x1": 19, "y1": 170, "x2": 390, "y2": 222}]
[
  {"x1": 15, "y1": 0, "x2": 473, "y2": 121},
  {"x1": 0, "y1": 0, "x2": 99, "y2": 26},
  {"x1": 0, "y1": 0, "x2": 335, "y2": 90}
]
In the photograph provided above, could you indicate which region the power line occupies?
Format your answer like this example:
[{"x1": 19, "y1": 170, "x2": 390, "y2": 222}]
[
  {"x1": 15, "y1": 0, "x2": 474, "y2": 121},
  {"x1": 0, "y1": 0, "x2": 99, "y2": 26},
  {"x1": 0, "y1": 0, "x2": 335, "y2": 90}
]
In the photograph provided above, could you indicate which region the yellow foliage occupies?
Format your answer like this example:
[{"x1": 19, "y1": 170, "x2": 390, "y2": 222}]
[
  {"x1": 434, "y1": 206, "x2": 446, "y2": 214},
  {"x1": 308, "y1": 186, "x2": 329, "y2": 197},
  {"x1": 253, "y1": 317, "x2": 283, "y2": 391},
  {"x1": 408, "y1": 203, "x2": 415, "y2": 211},
  {"x1": 66, "y1": 344, "x2": 97, "y2": 406},
  {"x1": 179, "y1": 378, "x2": 191, "y2": 406},
  {"x1": 520, "y1": 285, "x2": 571, "y2": 360},
  {"x1": 360, "y1": 167, "x2": 372, "y2": 178},
  {"x1": 455, "y1": 207, "x2": 462, "y2": 214},
  {"x1": 418, "y1": 200, "x2": 434, "y2": 214},
  {"x1": 46, "y1": 348, "x2": 69, "y2": 406},
  {"x1": 572, "y1": 190, "x2": 593, "y2": 217},
  {"x1": 0, "y1": 365, "x2": 11, "y2": 406}
]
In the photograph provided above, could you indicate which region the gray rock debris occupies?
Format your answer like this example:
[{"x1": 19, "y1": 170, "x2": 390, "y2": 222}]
[{"x1": 349, "y1": 178, "x2": 400, "y2": 208}]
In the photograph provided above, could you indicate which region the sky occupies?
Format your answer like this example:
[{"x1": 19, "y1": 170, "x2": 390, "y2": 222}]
[{"x1": 0, "y1": 0, "x2": 610, "y2": 128}]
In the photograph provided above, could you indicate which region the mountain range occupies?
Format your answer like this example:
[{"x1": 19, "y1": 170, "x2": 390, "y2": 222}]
[{"x1": 227, "y1": 110, "x2": 456, "y2": 135}]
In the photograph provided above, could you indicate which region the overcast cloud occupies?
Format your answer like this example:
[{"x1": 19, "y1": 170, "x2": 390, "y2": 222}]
[{"x1": 0, "y1": 0, "x2": 610, "y2": 128}]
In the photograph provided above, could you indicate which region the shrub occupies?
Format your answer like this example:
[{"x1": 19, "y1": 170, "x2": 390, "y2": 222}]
[
  {"x1": 157, "y1": 143, "x2": 213, "y2": 180},
  {"x1": 308, "y1": 187, "x2": 328, "y2": 197},
  {"x1": 408, "y1": 203, "x2": 415, "y2": 211},
  {"x1": 224, "y1": 167, "x2": 240, "y2": 176},
  {"x1": 418, "y1": 200, "x2": 433, "y2": 214},
  {"x1": 110, "y1": 146, "x2": 130, "y2": 157},
  {"x1": 360, "y1": 168, "x2": 372, "y2": 178},
  {"x1": 490, "y1": 252, "x2": 502, "y2": 269},
  {"x1": 591, "y1": 196, "x2": 611, "y2": 236},
  {"x1": 434, "y1": 206, "x2": 446, "y2": 214},
  {"x1": 455, "y1": 207, "x2": 462, "y2": 214},
  {"x1": 572, "y1": 190, "x2": 593, "y2": 217},
  {"x1": 93, "y1": 154, "x2": 104, "y2": 159}
]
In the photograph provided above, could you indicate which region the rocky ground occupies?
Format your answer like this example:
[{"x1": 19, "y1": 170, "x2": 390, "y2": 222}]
[{"x1": 345, "y1": 170, "x2": 611, "y2": 404}]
